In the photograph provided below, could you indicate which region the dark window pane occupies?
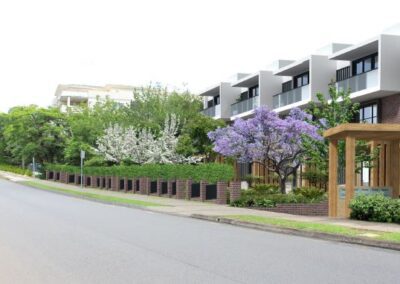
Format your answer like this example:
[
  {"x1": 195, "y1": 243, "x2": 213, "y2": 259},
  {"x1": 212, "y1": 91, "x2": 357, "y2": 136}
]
[
  {"x1": 364, "y1": 58, "x2": 372, "y2": 72},
  {"x1": 374, "y1": 55, "x2": 379, "y2": 69},
  {"x1": 356, "y1": 61, "x2": 363, "y2": 74},
  {"x1": 303, "y1": 74, "x2": 309, "y2": 85}
]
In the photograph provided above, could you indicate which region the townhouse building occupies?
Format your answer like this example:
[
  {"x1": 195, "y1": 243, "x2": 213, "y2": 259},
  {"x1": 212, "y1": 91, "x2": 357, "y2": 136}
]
[{"x1": 199, "y1": 25, "x2": 400, "y2": 183}]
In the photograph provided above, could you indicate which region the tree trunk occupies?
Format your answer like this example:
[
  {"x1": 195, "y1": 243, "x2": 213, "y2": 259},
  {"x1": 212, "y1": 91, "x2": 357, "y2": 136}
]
[{"x1": 279, "y1": 178, "x2": 286, "y2": 194}]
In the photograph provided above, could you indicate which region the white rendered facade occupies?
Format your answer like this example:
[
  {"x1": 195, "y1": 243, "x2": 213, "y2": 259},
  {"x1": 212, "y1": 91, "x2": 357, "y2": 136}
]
[{"x1": 54, "y1": 84, "x2": 136, "y2": 112}]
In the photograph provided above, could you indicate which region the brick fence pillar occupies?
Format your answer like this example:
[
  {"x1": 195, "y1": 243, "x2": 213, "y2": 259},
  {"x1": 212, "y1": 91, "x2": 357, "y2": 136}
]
[
  {"x1": 156, "y1": 178, "x2": 162, "y2": 196},
  {"x1": 45, "y1": 170, "x2": 50, "y2": 180},
  {"x1": 132, "y1": 178, "x2": 137, "y2": 193},
  {"x1": 200, "y1": 180, "x2": 207, "y2": 202},
  {"x1": 139, "y1": 177, "x2": 150, "y2": 195},
  {"x1": 59, "y1": 172, "x2": 66, "y2": 183},
  {"x1": 74, "y1": 173, "x2": 80, "y2": 185},
  {"x1": 167, "y1": 180, "x2": 173, "y2": 198},
  {"x1": 216, "y1": 181, "x2": 227, "y2": 205},
  {"x1": 229, "y1": 181, "x2": 241, "y2": 203},
  {"x1": 176, "y1": 179, "x2": 186, "y2": 199},
  {"x1": 111, "y1": 176, "x2": 118, "y2": 191},
  {"x1": 90, "y1": 176, "x2": 96, "y2": 188},
  {"x1": 186, "y1": 179, "x2": 192, "y2": 200},
  {"x1": 124, "y1": 177, "x2": 128, "y2": 192}
]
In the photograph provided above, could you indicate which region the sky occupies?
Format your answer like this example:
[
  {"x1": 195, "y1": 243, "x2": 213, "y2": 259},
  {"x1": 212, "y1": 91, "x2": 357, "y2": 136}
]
[{"x1": 0, "y1": 0, "x2": 399, "y2": 112}]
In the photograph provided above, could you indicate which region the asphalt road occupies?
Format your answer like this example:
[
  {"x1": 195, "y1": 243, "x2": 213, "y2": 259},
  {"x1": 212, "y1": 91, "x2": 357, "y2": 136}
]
[{"x1": 0, "y1": 179, "x2": 399, "y2": 284}]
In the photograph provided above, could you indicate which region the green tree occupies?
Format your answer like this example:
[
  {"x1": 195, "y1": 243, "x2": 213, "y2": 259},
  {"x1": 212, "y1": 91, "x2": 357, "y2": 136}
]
[
  {"x1": 3, "y1": 106, "x2": 68, "y2": 166},
  {"x1": 65, "y1": 99, "x2": 126, "y2": 165},
  {"x1": 123, "y1": 85, "x2": 202, "y2": 133},
  {"x1": 306, "y1": 85, "x2": 378, "y2": 183},
  {"x1": 177, "y1": 114, "x2": 225, "y2": 161}
]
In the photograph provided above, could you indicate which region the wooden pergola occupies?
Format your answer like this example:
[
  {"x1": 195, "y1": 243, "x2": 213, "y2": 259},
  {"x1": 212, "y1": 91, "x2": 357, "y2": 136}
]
[{"x1": 324, "y1": 123, "x2": 400, "y2": 218}]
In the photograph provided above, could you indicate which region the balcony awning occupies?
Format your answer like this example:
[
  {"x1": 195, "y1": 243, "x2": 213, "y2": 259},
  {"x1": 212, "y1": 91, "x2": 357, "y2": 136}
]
[
  {"x1": 198, "y1": 84, "x2": 220, "y2": 97},
  {"x1": 273, "y1": 57, "x2": 310, "y2": 76},
  {"x1": 329, "y1": 37, "x2": 379, "y2": 61},
  {"x1": 231, "y1": 72, "x2": 259, "y2": 87}
]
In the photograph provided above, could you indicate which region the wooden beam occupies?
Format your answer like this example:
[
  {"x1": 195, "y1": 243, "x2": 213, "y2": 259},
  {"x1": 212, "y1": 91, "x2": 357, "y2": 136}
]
[
  {"x1": 328, "y1": 140, "x2": 338, "y2": 217},
  {"x1": 345, "y1": 136, "x2": 356, "y2": 217},
  {"x1": 390, "y1": 140, "x2": 400, "y2": 198}
]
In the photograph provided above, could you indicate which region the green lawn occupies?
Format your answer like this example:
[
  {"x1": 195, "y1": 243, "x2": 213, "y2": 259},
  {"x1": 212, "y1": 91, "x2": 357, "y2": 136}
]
[
  {"x1": 226, "y1": 215, "x2": 400, "y2": 243},
  {"x1": 21, "y1": 181, "x2": 164, "y2": 207}
]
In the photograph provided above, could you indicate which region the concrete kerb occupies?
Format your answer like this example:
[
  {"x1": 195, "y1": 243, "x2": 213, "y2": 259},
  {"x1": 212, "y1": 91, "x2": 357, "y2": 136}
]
[{"x1": 191, "y1": 214, "x2": 400, "y2": 251}]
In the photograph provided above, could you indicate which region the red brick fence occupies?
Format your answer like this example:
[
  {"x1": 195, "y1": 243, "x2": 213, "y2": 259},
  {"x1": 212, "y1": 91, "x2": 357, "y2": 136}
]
[
  {"x1": 45, "y1": 170, "x2": 242, "y2": 205},
  {"x1": 252, "y1": 201, "x2": 328, "y2": 216}
]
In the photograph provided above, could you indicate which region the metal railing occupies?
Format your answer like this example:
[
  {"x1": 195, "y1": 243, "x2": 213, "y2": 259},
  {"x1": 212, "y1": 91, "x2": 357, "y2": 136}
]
[
  {"x1": 273, "y1": 84, "x2": 310, "y2": 109},
  {"x1": 201, "y1": 104, "x2": 221, "y2": 117},
  {"x1": 231, "y1": 96, "x2": 260, "y2": 116},
  {"x1": 335, "y1": 69, "x2": 378, "y2": 93}
]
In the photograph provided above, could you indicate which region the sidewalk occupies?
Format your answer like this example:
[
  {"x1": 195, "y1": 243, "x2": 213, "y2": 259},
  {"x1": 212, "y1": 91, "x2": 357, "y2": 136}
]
[{"x1": 1, "y1": 171, "x2": 400, "y2": 234}]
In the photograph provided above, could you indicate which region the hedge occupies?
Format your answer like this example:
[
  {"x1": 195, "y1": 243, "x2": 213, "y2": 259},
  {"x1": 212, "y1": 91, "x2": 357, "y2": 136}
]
[
  {"x1": 0, "y1": 164, "x2": 32, "y2": 176},
  {"x1": 44, "y1": 163, "x2": 234, "y2": 183},
  {"x1": 349, "y1": 194, "x2": 400, "y2": 223}
]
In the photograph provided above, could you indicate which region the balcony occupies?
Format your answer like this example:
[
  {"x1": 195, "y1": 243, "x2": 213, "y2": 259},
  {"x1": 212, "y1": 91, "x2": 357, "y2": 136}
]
[
  {"x1": 201, "y1": 104, "x2": 221, "y2": 118},
  {"x1": 231, "y1": 96, "x2": 260, "y2": 116},
  {"x1": 273, "y1": 84, "x2": 310, "y2": 109},
  {"x1": 335, "y1": 69, "x2": 378, "y2": 94}
]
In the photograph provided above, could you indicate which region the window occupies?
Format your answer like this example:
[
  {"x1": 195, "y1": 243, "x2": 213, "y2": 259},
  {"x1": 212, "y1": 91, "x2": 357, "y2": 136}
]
[
  {"x1": 374, "y1": 54, "x2": 379, "y2": 69},
  {"x1": 240, "y1": 91, "x2": 249, "y2": 101},
  {"x1": 282, "y1": 81, "x2": 292, "y2": 92},
  {"x1": 213, "y1": 95, "x2": 220, "y2": 105},
  {"x1": 249, "y1": 85, "x2": 259, "y2": 98},
  {"x1": 293, "y1": 72, "x2": 309, "y2": 88},
  {"x1": 336, "y1": 66, "x2": 351, "y2": 81},
  {"x1": 359, "y1": 102, "x2": 379, "y2": 124},
  {"x1": 352, "y1": 53, "x2": 378, "y2": 76}
]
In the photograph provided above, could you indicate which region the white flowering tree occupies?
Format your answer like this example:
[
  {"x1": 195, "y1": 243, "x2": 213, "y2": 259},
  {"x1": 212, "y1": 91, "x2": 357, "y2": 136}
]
[{"x1": 96, "y1": 114, "x2": 199, "y2": 164}]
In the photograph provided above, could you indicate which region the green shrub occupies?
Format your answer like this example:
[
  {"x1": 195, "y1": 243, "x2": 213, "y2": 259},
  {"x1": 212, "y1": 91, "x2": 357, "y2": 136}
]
[
  {"x1": 349, "y1": 194, "x2": 400, "y2": 223},
  {"x1": 253, "y1": 184, "x2": 280, "y2": 195},
  {"x1": 293, "y1": 187, "x2": 325, "y2": 200},
  {"x1": 44, "y1": 163, "x2": 234, "y2": 183},
  {"x1": 0, "y1": 164, "x2": 32, "y2": 176},
  {"x1": 231, "y1": 188, "x2": 326, "y2": 208}
]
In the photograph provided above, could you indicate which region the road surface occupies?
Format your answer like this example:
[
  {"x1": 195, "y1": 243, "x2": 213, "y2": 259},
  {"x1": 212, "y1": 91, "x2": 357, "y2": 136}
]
[{"x1": 0, "y1": 178, "x2": 399, "y2": 283}]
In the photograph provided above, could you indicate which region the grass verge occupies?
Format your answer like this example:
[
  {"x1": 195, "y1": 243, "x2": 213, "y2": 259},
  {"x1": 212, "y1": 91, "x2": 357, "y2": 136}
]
[
  {"x1": 226, "y1": 215, "x2": 400, "y2": 243},
  {"x1": 21, "y1": 181, "x2": 164, "y2": 207}
]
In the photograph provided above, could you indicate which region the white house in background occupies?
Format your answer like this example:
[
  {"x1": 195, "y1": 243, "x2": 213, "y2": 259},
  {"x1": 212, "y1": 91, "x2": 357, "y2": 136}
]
[
  {"x1": 199, "y1": 73, "x2": 249, "y2": 120},
  {"x1": 54, "y1": 84, "x2": 136, "y2": 111}
]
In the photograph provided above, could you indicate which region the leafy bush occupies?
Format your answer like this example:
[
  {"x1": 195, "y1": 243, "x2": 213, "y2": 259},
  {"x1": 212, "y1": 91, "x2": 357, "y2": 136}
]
[
  {"x1": 293, "y1": 187, "x2": 325, "y2": 200},
  {"x1": 253, "y1": 184, "x2": 280, "y2": 195},
  {"x1": 231, "y1": 186, "x2": 326, "y2": 208},
  {"x1": 44, "y1": 163, "x2": 234, "y2": 183},
  {"x1": 350, "y1": 194, "x2": 400, "y2": 223},
  {"x1": 0, "y1": 164, "x2": 32, "y2": 176}
]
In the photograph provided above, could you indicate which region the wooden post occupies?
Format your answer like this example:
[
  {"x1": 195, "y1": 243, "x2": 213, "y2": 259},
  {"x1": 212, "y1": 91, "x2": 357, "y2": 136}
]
[
  {"x1": 379, "y1": 142, "x2": 385, "y2": 186},
  {"x1": 390, "y1": 140, "x2": 400, "y2": 198},
  {"x1": 345, "y1": 136, "x2": 356, "y2": 217},
  {"x1": 328, "y1": 140, "x2": 338, "y2": 217},
  {"x1": 370, "y1": 141, "x2": 378, "y2": 187},
  {"x1": 386, "y1": 143, "x2": 391, "y2": 187}
]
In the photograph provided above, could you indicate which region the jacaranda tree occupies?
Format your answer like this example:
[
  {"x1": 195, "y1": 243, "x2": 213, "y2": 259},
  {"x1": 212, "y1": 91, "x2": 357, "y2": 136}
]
[{"x1": 208, "y1": 107, "x2": 322, "y2": 193}]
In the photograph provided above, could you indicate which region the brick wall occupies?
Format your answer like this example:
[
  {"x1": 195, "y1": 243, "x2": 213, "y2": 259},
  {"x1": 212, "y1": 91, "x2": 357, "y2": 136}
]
[
  {"x1": 255, "y1": 201, "x2": 328, "y2": 216},
  {"x1": 381, "y1": 94, "x2": 400, "y2": 123},
  {"x1": 229, "y1": 181, "x2": 241, "y2": 202}
]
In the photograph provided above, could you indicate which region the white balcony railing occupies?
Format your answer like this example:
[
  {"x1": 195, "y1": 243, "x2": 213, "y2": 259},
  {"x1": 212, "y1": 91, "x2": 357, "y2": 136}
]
[
  {"x1": 335, "y1": 69, "x2": 378, "y2": 94},
  {"x1": 273, "y1": 84, "x2": 310, "y2": 109},
  {"x1": 201, "y1": 104, "x2": 221, "y2": 118},
  {"x1": 231, "y1": 96, "x2": 260, "y2": 116}
]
